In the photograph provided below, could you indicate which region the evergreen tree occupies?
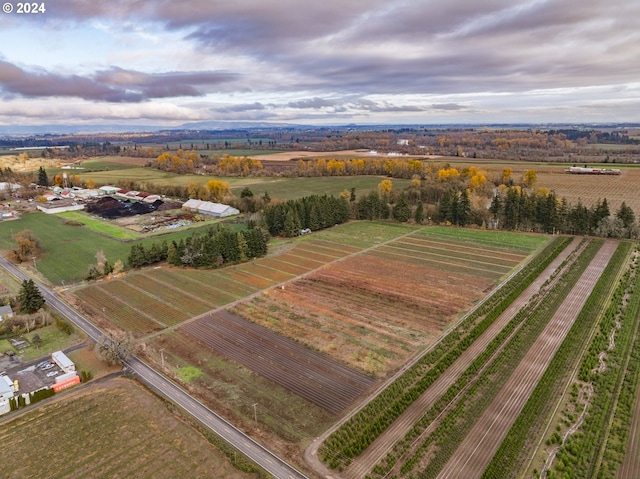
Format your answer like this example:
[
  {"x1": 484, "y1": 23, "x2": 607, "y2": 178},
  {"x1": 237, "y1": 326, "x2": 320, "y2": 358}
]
[
  {"x1": 414, "y1": 202, "x2": 424, "y2": 224},
  {"x1": 37, "y1": 166, "x2": 49, "y2": 187},
  {"x1": 237, "y1": 232, "x2": 249, "y2": 262},
  {"x1": 457, "y1": 190, "x2": 471, "y2": 226},
  {"x1": 489, "y1": 194, "x2": 502, "y2": 220},
  {"x1": 392, "y1": 194, "x2": 411, "y2": 223},
  {"x1": 18, "y1": 279, "x2": 45, "y2": 314},
  {"x1": 283, "y1": 207, "x2": 301, "y2": 237},
  {"x1": 616, "y1": 201, "x2": 635, "y2": 229}
]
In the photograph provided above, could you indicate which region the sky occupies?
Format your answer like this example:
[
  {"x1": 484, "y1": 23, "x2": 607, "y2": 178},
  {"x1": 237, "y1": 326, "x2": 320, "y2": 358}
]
[{"x1": 0, "y1": 0, "x2": 639, "y2": 128}]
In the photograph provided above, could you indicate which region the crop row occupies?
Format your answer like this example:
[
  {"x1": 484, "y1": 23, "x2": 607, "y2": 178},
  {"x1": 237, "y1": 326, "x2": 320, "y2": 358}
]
[
  {"x1": 126, "y1": 274, "x2": 214, "y2": 317},
  {"x1": 99, "y1": 280, "x2": 190, "y2": 327},
  {"x1": 319, "y1": 235, "x2": 572, "y2": 470},
  {"x1": 384, "y1": 239, "x2": 524, "y2": 268},
  {"x1": 408, "y1": 239, "x2": 602, "y2": 479},
  {"x1": 367, "y1": 246, "x2": 511, "y2": 280},
  {"x1": 368, "y1": 238, "x2": 596, "y2": 478},
  {"x1": 543, "y1": 246, "x2": 640, "y2": 479},
  {"x1": 79, "y1": 285, "x2": 161, "y2": 335},
  {"x1": 149, "y1": 269, "x2": 244, "y2": 304},
  {"x1": 481, "y1": 241, "x2": 633, "y2": 479},
  {"x1": 398, "y1": 235, "x2": 528, "y2": 262},
  {"x1": 601, "y1": 249, "x2": 640, "y2": 478}
]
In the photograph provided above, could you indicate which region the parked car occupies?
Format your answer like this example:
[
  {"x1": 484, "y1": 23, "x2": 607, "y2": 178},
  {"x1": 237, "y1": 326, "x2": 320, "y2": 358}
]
[
  {"x1": 42, "y1": 363, "x2": 55, "y2": 370},
  {"x1": 36, "y1": 361, "x2": 49, "y2": 368},
  {"x1": 46, "y1": 371, "x2": 59, "y2": 377}
]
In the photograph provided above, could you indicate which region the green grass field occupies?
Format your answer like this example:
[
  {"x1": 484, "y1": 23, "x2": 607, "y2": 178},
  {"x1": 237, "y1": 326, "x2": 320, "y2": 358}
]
[
  {"x1": 0, "y1": 213, "x2": 223, "y2": 284},
  {"x1": 415, "y1": 226, "x2": 550, "y2": 252},
  {"x1": 65, "y1": 158, "x2": 410, "y2": 200},
  {"x1": 309, "y1": 221, "x2": 418, "y2": 248}
]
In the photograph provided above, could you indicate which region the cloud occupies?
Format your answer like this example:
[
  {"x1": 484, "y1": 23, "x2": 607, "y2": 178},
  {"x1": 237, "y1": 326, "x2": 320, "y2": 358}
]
[
  {"x1": 0, "y1": 61, "x2": 237, "y2": 102},
  {"x1": 431, "y1": 103, "x2": 466, "y2": 111},
  {"x1": 1, "y1": 0, "x2": 639, "y2": 125}
]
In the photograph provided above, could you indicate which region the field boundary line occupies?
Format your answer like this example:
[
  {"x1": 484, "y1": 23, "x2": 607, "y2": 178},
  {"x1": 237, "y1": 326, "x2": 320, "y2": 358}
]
[{"x1": 140, "y1": 227, "x2": 426, "y2": 342}]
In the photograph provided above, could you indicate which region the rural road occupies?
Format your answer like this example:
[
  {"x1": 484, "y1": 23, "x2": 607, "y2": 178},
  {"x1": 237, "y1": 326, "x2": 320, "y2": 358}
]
[{"x1": 0, "y1": 257, "x2": 311, "y2": 479}]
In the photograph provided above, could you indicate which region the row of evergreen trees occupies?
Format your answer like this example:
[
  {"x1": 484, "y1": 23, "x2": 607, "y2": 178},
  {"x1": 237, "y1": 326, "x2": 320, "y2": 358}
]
[
  {"x1": 127, "y1": 226, "x2": 268, "y2": 269},
  {"x1": 263, "y1": 195, "x2": 350, "y2": 237},
  {"x1": 488, "y1": 188, "x2": 636, "y2": 237}
]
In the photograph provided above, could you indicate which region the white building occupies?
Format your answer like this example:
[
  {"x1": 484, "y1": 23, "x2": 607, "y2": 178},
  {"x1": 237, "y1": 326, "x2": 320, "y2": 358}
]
[
  {"x1": 0, "y1": 182, "x2": 21, "y2": 192},
  {"x1": 182, "y1": 199, "x2": 240, "y2": 218},
  {"x1": 52, "y1": 351, "x2": 75, "y2": 373},
  {"x1": 98, "y1": 185, "x2": 120, "y2": 195}
]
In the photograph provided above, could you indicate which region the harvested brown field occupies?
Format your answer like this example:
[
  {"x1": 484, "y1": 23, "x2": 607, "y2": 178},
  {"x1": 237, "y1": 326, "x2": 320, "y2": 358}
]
[
  {"x1": 0, "y1": 378, "x2": 256, "y2": 479},
  {"x1": 536, "y1": 167, "x2": 640, "y2": 214},
  {"x1": 72, "y1": 238, "x2": 356, "y2": 336},
  {"x1": 231, "y1": 231, "x2": 532, "y2": 376},
  {"x1": 181, "y1": 310, "x2": 376, "y2": 414}
]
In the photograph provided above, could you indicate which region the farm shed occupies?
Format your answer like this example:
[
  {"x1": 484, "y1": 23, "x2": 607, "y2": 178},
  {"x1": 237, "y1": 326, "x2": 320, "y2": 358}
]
[
  {"x1": 0, "y1": 182, "x2": 21, "y2": 192},
  {"x1": 51, "y1": 351, "x2": 75, "y2": 373},
  {"x1": 36, "y1": 203, "x2": 85, "y2": 214},
  {"x1": 99, "y1": 185, "x2": 120, "y2": 195},
  {"x1": 182, "y1": 199, "x2": 239, "y2": 217}
]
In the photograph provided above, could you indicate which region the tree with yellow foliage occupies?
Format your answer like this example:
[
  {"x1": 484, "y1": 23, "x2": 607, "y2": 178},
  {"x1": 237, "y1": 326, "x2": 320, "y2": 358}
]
[
  {"x1": 378, "y1": 179, "x2": 393, "y2": 194},
  {"x1": 523, "y1": 169, "x2": 537, "y2": 188},
  {"x1": 502, "y1": 167, "x2": 513, "y2": 184},
  {"x1": 438, "y1": 167, "x2": 460, "y2": 181},
  {"x1": 206, "y1": 179, "x2": 231, "y2": 202},
  {"x1": 467, "y1": 166, "x2": 486, "y2": 190}
]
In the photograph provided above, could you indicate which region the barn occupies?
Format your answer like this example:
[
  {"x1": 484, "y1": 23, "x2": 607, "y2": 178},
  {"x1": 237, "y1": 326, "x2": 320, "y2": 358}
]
[{"x1": 182, "y1": 199, "x2": 239, "y2": 218}]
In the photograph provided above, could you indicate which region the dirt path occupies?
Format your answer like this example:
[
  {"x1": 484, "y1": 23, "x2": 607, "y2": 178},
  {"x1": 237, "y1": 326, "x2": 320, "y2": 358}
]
[
  {"x1": 339, "y1": 237, "x2": 581, "y2": 479},
  {"x1": 436, "y1": 240, "x2": 617, "y2": 479}
]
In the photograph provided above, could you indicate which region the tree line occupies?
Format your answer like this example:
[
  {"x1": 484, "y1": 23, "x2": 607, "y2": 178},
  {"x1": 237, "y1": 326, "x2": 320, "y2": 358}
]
[
  {"x1": 262, "y1": 195, "x2": 350, "y2": 237},
  {"x1": 127, "y1": 226, "x2": 268, "y2": 269}
]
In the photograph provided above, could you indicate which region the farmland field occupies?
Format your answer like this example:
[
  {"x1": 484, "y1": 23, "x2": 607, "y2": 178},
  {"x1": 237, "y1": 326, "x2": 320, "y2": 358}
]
[
  {"x1": 536, "y1": 167, "x2": 640, "y2": 214},
  {"x1": 181, "y1": 310, "x2": 376, "y2": 413},
  {"x1": 0, "y1": 212, "x2": 221, "y2": 284},
  {"x1": 0, "y1": 378, "x2": 257, "y2": 479},
  {"x1": 70, "y1": 233, "x2": 368, "y2": 336},
  {"x1": 230, "y1": 229, "x2": 541, "y2": 375},
  {"x1": 72, "y1": 157, "x2": 412, "y2": 201}
]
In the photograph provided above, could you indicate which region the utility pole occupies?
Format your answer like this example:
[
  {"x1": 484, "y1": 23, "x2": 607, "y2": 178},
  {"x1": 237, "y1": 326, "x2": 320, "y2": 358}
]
[{"x1": 253, "y1": 403, "x2": 258, "y2": 425}]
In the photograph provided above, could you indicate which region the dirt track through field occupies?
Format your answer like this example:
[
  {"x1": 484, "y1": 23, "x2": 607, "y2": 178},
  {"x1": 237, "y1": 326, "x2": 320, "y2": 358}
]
[
  {"x1": 181, "y1": 310, "x2": 376, "y2": 414},
  {"x1": 436, "y1": 239, "x2": 617, "y2": 479},
  {"x1": 342, "y1": 237, "x2": 582, "y2": 479}
]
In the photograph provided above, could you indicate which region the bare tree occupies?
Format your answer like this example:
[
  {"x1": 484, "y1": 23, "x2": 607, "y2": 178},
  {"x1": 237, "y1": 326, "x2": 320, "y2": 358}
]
[{"x1": 95, "y1": 330, "x2": 135, "y2": 365}]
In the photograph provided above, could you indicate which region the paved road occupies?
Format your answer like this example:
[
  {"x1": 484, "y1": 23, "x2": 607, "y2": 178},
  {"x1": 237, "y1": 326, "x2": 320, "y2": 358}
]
[{"x1": 0, "y1": 257, "x2": 309, "y2": 479}]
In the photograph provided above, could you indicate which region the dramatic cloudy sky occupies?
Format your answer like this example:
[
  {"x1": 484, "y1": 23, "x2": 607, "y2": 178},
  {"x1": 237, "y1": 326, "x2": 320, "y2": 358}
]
[{"x1": 0, "y1": 0, "x2": 638, "y2": 127}]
